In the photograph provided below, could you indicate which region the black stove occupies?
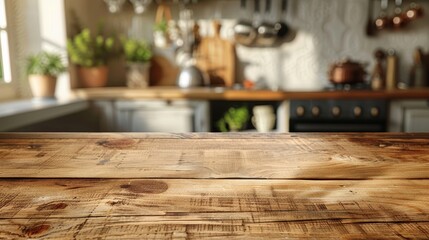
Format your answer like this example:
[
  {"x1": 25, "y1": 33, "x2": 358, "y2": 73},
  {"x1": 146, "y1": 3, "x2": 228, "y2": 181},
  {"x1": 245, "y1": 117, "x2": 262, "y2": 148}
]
[{"x1": 289, "y1": 98, "x2": 388, "y2": 132}]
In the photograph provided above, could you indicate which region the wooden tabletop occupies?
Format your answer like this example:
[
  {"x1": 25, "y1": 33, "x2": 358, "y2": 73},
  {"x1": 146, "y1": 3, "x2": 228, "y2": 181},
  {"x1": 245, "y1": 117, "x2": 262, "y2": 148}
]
[
  {"x1": 1, "y1": 133, "x2": 429, "y2": 239},
  {"x1": 73, "y1": 87, "x2": 429, "y2": 101}
]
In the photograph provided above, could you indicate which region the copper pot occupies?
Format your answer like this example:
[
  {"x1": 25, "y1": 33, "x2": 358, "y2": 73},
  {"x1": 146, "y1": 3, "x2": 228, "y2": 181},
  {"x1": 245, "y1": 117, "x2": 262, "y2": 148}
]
[{"x1": 329, "y1": 59, "x2": 367, "y2": 84}]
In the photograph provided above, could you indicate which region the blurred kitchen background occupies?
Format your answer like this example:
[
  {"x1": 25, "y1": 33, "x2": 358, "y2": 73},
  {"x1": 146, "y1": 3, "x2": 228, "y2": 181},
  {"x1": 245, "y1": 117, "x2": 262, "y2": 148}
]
[
  {"x1": 11, "y1": 0, "x2": 429, "y2": 91},
  {"x1": 0, "y1": 0, "x2": 429, "y2": 133}
]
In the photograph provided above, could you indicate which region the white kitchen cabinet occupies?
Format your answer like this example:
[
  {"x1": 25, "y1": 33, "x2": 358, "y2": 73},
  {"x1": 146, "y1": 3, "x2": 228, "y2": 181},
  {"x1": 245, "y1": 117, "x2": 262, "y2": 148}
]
[
  {"x1": 404, "y1": 109, "x2": 429, "y2": 132},
  {"x1": 91, "y1": 100, "x2": 116, "y2": 132},
  {"x1": 389, "y1": 100, "x2": 429, "y2": 132},
  {"x1": 114, "y1": 100, "x2": 209, "y2": 132}
]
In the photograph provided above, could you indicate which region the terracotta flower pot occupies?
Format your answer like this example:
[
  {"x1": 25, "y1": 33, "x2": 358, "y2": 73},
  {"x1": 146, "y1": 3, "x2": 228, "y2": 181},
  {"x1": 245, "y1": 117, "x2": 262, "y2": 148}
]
[
  {"x1": 78, "y1": 66, "x2": 108, "y2": 88},
  {"x1": 28, "y1": 75, "x2": 57, "y2": 98}
]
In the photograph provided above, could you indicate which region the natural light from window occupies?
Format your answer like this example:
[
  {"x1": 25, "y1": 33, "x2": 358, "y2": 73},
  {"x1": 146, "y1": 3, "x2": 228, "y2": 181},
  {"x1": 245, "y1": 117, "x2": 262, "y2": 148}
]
[{"x1": 0, "y1": 0, "x2": 11, "y2": 83}]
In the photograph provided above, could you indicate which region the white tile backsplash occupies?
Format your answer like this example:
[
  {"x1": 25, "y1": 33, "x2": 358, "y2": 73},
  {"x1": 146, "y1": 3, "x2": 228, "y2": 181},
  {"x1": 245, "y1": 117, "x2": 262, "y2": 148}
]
[{"x1": 197, "y1": 0, "x2": 429, "y2": 90}]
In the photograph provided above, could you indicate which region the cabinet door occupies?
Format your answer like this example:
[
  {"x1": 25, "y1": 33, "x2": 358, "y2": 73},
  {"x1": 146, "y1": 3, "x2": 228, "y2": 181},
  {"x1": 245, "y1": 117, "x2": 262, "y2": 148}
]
[
  {"x1": 405, "y1": 109, "x2": 429, "y2": 132},
  {"x1": 115, "y1": 100, "x2": 209, "y2": 133},
  {"x1": 389, "y1": 100, "x2": 429, "y2": 132},
  {"x1": 128, "y1": 107, "x2": 194, "y2": 132},
  {"x1": 91, "y1": 100, "x2": 116, "y2": 132}
]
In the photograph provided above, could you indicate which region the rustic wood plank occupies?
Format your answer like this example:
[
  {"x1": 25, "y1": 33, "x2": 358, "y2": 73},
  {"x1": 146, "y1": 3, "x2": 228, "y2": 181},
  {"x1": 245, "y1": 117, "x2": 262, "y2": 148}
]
[
  {"x1": 1, "y1": 133, "x2": 429, "y2": 238},
  {"x1": 1, "y1": 133, "x2": 429, "y2": 179},
  {"x1": 2, "y1": 217, "x2": 429, "y2": 239},
  {"x1": 0, "y1": 179, "x2": 428, "y2": 239},
  {"x1": 1, "y1": 179, "x2": 428, "y2": 220}
]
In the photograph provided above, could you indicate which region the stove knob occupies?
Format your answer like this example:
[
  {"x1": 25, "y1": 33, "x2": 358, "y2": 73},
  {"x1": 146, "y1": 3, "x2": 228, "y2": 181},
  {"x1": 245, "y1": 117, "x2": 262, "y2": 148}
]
[
  {"x1": 332, "y1": 106, "x2": 341, "y2": 117},
  {"x1": 296, "y1": 106, "x2": 305, "y2": 117},
  {"x1": 353, "y1": 106, "x2": 363, "y2": 118},
  {"x1": 371, "y1": 107, "x2": 380, "y2": 117},
  {"x1": 311, "y1": 106, "x2": 321, "y2": 117}
]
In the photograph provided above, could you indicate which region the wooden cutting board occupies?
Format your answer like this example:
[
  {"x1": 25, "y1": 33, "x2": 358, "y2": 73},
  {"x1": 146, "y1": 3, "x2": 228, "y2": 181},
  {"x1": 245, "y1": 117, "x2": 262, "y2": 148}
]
[{"x1": 196, "y1": 21, "x2": 236, "y2": 87}]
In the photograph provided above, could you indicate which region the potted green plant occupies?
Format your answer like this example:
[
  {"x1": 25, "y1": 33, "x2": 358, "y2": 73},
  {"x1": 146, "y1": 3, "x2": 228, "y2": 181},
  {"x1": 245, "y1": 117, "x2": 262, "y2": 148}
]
[
  {"x1": 217, "y1": 106, "x2": 250, "y2": 132},
  {"x1": 67, "y1": 28, "x2": 114, "y2": 88},
  {"x1": 26, "y1": 51, "x2": 66, "y2": 98},
  {"x1": 121, "y1": 38, "x2": 153, "y2": 88}
]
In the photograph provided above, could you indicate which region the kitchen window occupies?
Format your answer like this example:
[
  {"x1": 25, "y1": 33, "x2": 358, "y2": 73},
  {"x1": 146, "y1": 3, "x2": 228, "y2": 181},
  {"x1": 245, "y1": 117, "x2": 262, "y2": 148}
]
[
  {"x1": 0, "y1": 0, "x2": 11, "y2": 84},
  {"x1": 0, "y1": 0, "x2": 17, "y2": 101}
]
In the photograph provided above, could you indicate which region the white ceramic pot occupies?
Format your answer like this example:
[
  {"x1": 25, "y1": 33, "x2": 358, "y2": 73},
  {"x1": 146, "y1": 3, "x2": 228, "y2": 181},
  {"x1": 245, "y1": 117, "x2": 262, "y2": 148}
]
[
  {"x1": 252, "y1": 114, "x2": 276, "y2": 133},
  {"x1": 252, "y1": 105, "x2": 276, "y2": 133}
]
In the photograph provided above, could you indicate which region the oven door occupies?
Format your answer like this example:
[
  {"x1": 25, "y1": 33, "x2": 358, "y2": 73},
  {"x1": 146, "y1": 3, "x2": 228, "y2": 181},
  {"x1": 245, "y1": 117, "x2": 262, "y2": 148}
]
[
  {"x1": 289, "y1": 100, "x2": 388, "y2": 132},
  {"x1": 290, "y1": 120, "x2": 387, "y2": 132}
]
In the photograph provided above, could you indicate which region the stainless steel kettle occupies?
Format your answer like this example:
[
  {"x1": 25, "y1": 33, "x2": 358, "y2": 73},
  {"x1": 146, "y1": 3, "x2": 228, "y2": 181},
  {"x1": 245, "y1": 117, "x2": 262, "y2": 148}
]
[{"x1": 177, "y1": 63, "x2": 209, "y2": 88}]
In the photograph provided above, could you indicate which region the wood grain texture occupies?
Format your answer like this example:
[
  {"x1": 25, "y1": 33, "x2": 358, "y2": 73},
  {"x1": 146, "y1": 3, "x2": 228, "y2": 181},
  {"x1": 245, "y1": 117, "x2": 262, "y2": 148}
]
[
  {"x1": 1, "y1": 133, "x2": 429, "y2": 179},
  {"x1": 1, "y1": 133, "x2": 429, "y2": 239},
  {"x1": 72, "y1": 87, "x2": 429, "y2": 101},
  {"x1": 1, "y1": 179, "x2": 429, "y2": 239}
]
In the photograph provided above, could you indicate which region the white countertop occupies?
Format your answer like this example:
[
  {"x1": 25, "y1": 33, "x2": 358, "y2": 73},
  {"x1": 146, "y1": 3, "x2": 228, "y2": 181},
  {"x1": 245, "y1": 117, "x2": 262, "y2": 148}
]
[{"x1": 0, "y1": 98, "x2": 89, "y2": 131}]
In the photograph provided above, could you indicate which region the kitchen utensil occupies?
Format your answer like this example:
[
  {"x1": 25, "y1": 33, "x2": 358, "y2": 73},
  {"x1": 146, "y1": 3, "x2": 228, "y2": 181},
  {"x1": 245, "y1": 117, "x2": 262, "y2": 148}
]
[
  {"x1": 154, "y1": 3, "x2": 173, "y2": 48},
  {"x1": 104, "y1": 0, "x2": 125, "y2": 13},
  {"x1": 175, "y1": 6, "x2": 208, "y2": 88},
  {"x1": 234, "y1": 0, "x2": 257, "y2": 46},
  {"x1": 329, "y1": 59, "x2": 367, "y2": 84},
  {"x1": 375, "y1": 0, "x2": 391, "y2": 30},
  {"x1": 176, "y1": 63, "x2": 209, "y2": 88},
  {"x1": 275, "y1": 0, "x2": 290, "y2": 38},
  {"x1": 410, "y1": 48, "x2": 427, "y2": 88},
  {"x1": 130, "y1": 0, "x2": 152, "y2": 14},
  {"x1": 365, "y1": 0, "x2": 376, "y2": 36},
  {"x1": 256, "y1": 0, "x2": 277, "y2": 47},
  {"x1": 371, "y1": 49, "x2": 386, "y2": 90},
  {"x1": 252, "y1": 0, "x2": 263, "y2": 29},
  {"x1": 392, "y1": 0, "x2": 408, "y2": 29},
  {"x1": 196, "y1": 21, "x2": 236, "y2": 87},
  {"x1": 386, "y1": 49, "x2": 398, "y2": 90},
  {"x1": 179, "y1": 8, "x2": 194, "y2": 55}
]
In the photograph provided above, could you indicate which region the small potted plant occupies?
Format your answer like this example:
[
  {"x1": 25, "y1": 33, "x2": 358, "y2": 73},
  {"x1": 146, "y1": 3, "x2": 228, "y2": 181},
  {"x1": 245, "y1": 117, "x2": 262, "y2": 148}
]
[
  {"x1": 121, "y1": 38, "x2": 153, "y2": 88},
  {"x1": 67, "y1": 28, "x2": 114, "y2": 88},
  {"x1": 26, "y1": 51, "x2": 66, "y2": 98},
  {"x1": 217, "y1": 106, "x2": 250, "y2": 132}
]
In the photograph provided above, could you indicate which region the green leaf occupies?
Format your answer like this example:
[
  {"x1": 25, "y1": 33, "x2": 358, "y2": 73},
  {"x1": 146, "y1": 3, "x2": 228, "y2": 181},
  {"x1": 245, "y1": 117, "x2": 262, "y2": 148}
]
[
  {"x1": 121, "y1": 37, "x2": 152, "y2": 63},
  {"x1": 25, "y1": 51, "x2": 66, "y2": 76},
  {"x1": 67, "y1": 28, "x2": 114, "y2": 67},
  {"x1": 217, "y1": 106, "x2": 249, "y2": 132}
]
